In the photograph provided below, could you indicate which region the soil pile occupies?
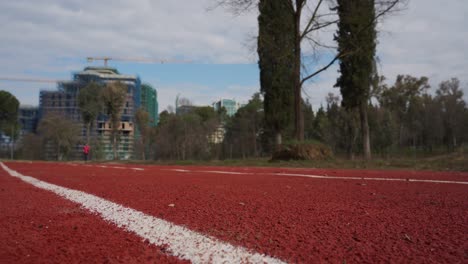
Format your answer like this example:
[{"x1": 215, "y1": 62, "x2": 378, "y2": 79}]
[{"x1": 271, "y1": 142, "x2": 333, "y2": 161}]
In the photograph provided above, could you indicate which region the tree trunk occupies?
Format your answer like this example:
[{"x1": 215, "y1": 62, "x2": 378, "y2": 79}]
[
  {"x1": 113, "y1": 134, "x2": 118, "y2": 160},
  {"x1": 252, "y1": 129, "x2": 258, "y2": 157},
  {"x1": 360, "y1": 103, "x2": 371, "y2": 160},
  {"x1": 10, "y1": 126, "x2": 14, "y2": 160},
  {"x1": 86, "y1": 122, "x2": 91, "y2": 144},
  {"x1": 293, "y1": 7, "x2": 304, "y2": 141},
  {"x1": 275, "y1": 131, "x2": 282, "y2": 151},
  {"x1": 57, "y1": 142, "x2": 61, "y2": 161},
  {"x1": 347, "y1": 113, "x2": 357, "y2": 160},
  {"x1": 142, "y1": 139, "x2": 146, "y2": 161}
]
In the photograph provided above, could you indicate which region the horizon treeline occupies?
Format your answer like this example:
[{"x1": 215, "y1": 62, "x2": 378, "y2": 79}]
[{"x1": 4, "y1": 74, "x2": 468, "y2": 161}]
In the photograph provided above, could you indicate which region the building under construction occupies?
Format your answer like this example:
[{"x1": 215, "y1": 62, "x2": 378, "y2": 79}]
[
  {"x1": 39, "y1": 66, "x2": 157, "y2": 160},
  {"x1": 141, "y1": 83, "x2": 158, "y2": 126}
]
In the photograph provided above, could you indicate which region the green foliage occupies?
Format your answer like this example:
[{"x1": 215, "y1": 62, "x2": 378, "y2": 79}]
[
  {"x1": 100, "y1": 81, "x2": 128, "y2": 160},
  {"x1": 101, "y1": 82, "x2": 127, "y2": 125},
  {"x1": 311, "y1": 106, "x2": 328, "y2": 142},
  {"x1": 335, "y1": 0, "x2": 377, "y2": 159},
  {"x1": 303, "y1": 99, "x2": 315, "y2": 140},
  {"x1": 335, "y1": 0, "x2": 377, "y2": 109},
  {"x1": 368, "y1": 105, "x2": 395, "y2": 154},
  {"x1": 135, "y1": 108, "x2": 151, "y2": 160},
  {"x1": 78, "y1": 82, "x2": 103, "y2": 144},
  {"x1": 78, "y1": 82, "x2": 103, "y2": 125},
  {"x1": 0, "y1": 90, "x2": 20, "y2": 138},
  {"x1": 257, "y1": 0, "x2": 294, "y2": 137},
  {"x1": 18, "y1": 133, "x2": 44, "y2": 160},
  {"x1": 224, "y1": 93, "x2": 265, "y2": 158},
  {"x1": 153, "y1": 105, "x2": 222, "y2": 160},
  {"x1": 435, "y1": 78, "x2": 466, "y2": 150},
  {"x1": 38, "y1": 114, "x2": 80, "y2": 161},
  {"x1": 378, "y1": 75, "x2": 430, "y2": 119},
  {"x1": 194, "y1": 106, "x2": 217, "y2": 123}
]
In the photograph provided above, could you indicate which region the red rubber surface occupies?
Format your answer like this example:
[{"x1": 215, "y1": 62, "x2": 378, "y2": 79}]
[
  {"x1": 2, "y1": 162, "x2": 467, "y2": 263},
  {"x1": 0, "y1": 164, "x2": 187, "y2": 264}
]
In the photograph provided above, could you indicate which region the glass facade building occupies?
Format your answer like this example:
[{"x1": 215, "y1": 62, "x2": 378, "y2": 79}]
[{"x1": 141, "y1": 83, "x2": 159, "y2": 126}]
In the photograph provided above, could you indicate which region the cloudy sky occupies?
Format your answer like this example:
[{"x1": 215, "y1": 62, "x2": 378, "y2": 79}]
[{"x1": 1, "y1": 0, "x2": 467, "y2": 111}]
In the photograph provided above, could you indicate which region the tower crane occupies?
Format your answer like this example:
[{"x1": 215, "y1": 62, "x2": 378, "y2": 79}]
[
  {"x1": 0, "y1": 57, "x2": 191, "y2": 83},
  {"x1": 86, "y1": 56, "x2": 191, "y2": 67},
  {"x1": 0, "y1": 77, "x2": 64, "y2": 83}
]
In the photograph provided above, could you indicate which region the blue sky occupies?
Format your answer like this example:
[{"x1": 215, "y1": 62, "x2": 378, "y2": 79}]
[{"x1": 1, "y1": 0, "x2": 467, "y2": 111}]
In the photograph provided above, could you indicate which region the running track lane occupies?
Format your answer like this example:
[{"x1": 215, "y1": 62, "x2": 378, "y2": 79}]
[
  {"x1": 4, "y1": 162, "x2": 468, "y2": 263},
  {"x1": 0, "y1": 163, "x2": 285, "y2": 264},
  {"x1": 0, "y1": 163, "x2": 187, "y2": 264}
]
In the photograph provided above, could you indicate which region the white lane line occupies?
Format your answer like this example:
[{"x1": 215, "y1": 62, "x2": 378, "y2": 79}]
[
  {"x1": 167, "y1": 169, "x2": 191, "y2": 172},
  {"x1": 167, "y1": 168, "x2": 468, "y2": 185},
  {"x1": 276, "y1": 173, "x2": 468, "y2": 185},
  {"x1": 0, "y1": 163, "x2": 285, "y2": 264},
  {"x1": 91, "y1": 165, "x2": 145, "y2": 171},
  {"x1": 168, "y1": 169, "x2": 248, "y2": 175},
  {"x1": 201, "y1": 170, "x2": 249, "y2": 175},
  {"x1": 110, "y1": 166, "x2": 126, "y2": 169},
  {"x1": 106, "y1": 166, "x2": 145, "y2": 171}
]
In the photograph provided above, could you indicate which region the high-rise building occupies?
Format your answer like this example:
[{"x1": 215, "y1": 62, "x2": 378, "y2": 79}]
[
  {"x1": 140, "y1": 84, "x2": 159, "y2": 126},
  {"x1": 39, "y1": 66, "x2": 142, "y2": 160},
  {"x1": 18, "y1": 105, "x2": 39, "y2": 135},
  {"x1": 212, "y1": 99, "x2": 241, "y2": 117}
]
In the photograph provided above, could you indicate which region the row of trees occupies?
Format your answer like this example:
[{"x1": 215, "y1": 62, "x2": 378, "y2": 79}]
[
  {"x1": 309, "y1": 76, "x2": 468, "y2": 157},
  {"x1": 5, "y1": 73, "x2": 467, "y2": 161},
  {"x1": 134, "y1": 94, "x2": 266, "y2": 160},
  {"x1": 147, "y1": 75, "x2": 468, "y2": 160},
  {"x1": 219, "y1": 0, "x2": 404, "y2": 161}
]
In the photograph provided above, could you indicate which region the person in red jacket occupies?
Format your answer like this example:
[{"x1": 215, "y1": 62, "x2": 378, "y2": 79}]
[{"x1": 83, "y1": 143, "x2": 90, "y2": 162}]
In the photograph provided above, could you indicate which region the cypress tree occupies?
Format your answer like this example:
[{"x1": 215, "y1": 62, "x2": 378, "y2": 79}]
[
  {"x1": 335, "y1": 0, "x2": 376, "y2": 160},
  {"x1": 257, "y1": 0, "x2": 295, "y2": 149}
]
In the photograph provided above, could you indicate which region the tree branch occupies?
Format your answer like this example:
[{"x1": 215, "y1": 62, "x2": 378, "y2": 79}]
[
  {"x1": 300, "y1": 0, "x2": 324, "y2": 40},
  {"x1": 300, "y1": 0, "x2": 403, "y2": 86},
  {"x1": 301, "y1": 53, "x2": 340, "y2": 86}
]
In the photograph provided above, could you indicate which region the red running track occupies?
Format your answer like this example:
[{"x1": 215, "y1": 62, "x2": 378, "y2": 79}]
[{"x1": 1, "y1": 161, "x2": 467, "y2": 263}]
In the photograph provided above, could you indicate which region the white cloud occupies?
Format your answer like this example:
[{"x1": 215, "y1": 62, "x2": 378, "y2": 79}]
[{"x1": 1, "y1": 0, "x2": 467, "y2": 110}]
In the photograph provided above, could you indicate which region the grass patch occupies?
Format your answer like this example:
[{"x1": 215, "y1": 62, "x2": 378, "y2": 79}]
[{"x1": 4, "y1": 152, "x2": 467, "y2": 172}]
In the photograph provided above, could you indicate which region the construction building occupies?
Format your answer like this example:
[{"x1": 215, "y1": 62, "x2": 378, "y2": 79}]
[
  {"x1": 141, "y1": 84, "x2": 159, "y2": 126},
  {"x1": 18, "y1": 105, "x2": 39, "y2": 135},
  {"x1": 39, "y1": 66, "x2": 146, "y2": 160}
]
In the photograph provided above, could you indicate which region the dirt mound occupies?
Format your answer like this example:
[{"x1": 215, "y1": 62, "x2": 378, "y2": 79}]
[{"x1": 271, "y1": 142, "x2": 333, "y2": 161}]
